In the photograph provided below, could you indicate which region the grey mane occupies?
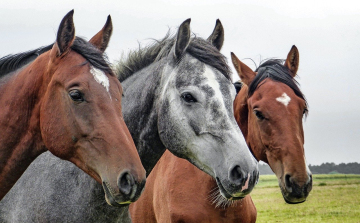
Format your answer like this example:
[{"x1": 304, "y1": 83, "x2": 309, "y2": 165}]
[{"x1": 115, "y1": 32, "x2": 231, "y2": 82}]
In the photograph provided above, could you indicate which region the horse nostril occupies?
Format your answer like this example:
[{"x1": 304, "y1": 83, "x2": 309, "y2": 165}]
[
  {"x1": 308, "y1": 174, "x2": 313, "y2": 184},
  {"x1": 230, "y1": 165, "x2": 243, "y2": 186},
  {"x1": 285, "y1": 174, "x2": 293, "y2": 192},
  {"x1": 254, "y1": 169, "x2": 259, "y2": 185},
  {"x1": 118, "y1": 172, "x2": 135, "y2": 195},
  {"x1": 306, "y1": 174, "x2": 313, "y2": 193}
]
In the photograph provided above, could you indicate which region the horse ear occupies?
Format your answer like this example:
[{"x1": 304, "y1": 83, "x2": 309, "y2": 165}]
[
  {"x1": 207, "y1": 19, "x2": 224, "y2": 51},
  {"x1": 231, "y1": 52, "x2": 256, "y2": 86},
  {"x1": 89, "y1": 15, "x2": 113, "y2": 52},
  {"x1": 284, "y1": 45, "x2": 299, "y2": 77},
  {"x1": 174, "y1": 18, "x2": 191, "y2": 59},
  {"x1": 55, "y1": 10, "x2": 75, "y2": 56}
]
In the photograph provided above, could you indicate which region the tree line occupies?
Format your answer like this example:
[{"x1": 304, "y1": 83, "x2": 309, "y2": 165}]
[{"x1": 259, "y1": 162, "x2": 360, "y2": 175}]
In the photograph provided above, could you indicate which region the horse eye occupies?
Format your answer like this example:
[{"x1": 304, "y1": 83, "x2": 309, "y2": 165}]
[
  {"x1": 69, "y1": 90, "x2": 84, "y2": 102},
  {"x1": 181, "y1": 93, "x2": 197, "y2": 103},
  {"x1": 254, "y1": 110, "x2": 265, "y2": 120}
]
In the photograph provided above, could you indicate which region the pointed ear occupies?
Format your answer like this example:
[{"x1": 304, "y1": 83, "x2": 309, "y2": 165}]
[
  {"x1": 284, "y1": 45, "x2": 299, "y2": 77},
  {"x1": 89, "y1": 15, "x2": 113, "y2": 52},
  {"x1": 207, "y1": 19, "x2": 224, "y2": 51},
  {"x1": 54, "y1": 10, "x2": 75, "y2": 56},
  {"x1": 174, "y1": 18, "x2": 191, "y2": 59},
  {"x1": 231, "y1": 52, "x2": 256, "y2": 86}
]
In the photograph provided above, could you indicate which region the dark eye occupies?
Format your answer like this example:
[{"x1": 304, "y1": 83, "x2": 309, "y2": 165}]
[
  {"x1": 181, "y1": 93, "x2": 197, "y2": 103},
  {"x1": 69, "y1": 90, "x2": 84, "y2": 102},
  {"x1": 254, "y1": 110, "x2": 265, "y2": 120}
]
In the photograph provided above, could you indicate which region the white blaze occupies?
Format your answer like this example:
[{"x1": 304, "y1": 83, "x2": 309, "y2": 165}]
[
  {"x1": 276, "y1": 93, "x2": 291, "y2": 107},
  {"x1": 90, "y1": 67, "x2": 110, "y2": 96},
  {"x1": 203, "y1": 65, "x2": 253, "y2": 156},
  {"x1": 203, "y1": 65, "x2": 228, "y2": 110}
]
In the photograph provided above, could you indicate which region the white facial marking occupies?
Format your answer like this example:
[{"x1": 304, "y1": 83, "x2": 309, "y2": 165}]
[
  {"x1": 90, "y1": 67, "x2": 110, "y2": 94},
  {"x1": 202, "y1": 65, "x2": 254, "y2": 158},
  {"x1": 203, "y1": 65, "x2": 228, "y2": 111},
  {"x1": 190, "y1": 58, "x2": 197, "y2": 64},
  {"x1": 241, "y1": 173, "x2": 251, "y2": 191},
  {"x1": 276, "y1": 92, "x2": 291, "y2": 107}
]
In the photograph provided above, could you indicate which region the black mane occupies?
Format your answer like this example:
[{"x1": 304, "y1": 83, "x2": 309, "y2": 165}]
[
  {"x1": 115, "y1": 32, "x2": 231, "y2": 82},
  {"x1": 0, "y1": 44, "x2": 53, "y2": 76},
  {"x1": 249, "y1": 59, "x2": 308, "y2": 112},
  {"x1": 0, "y1": 37, "x2": 114, "y2": 78}
]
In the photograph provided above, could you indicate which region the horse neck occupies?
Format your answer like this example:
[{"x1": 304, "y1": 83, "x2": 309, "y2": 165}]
[
  {"x1": 0, "y1": 53, "x2": 49, "y2": 199},
  {"x1": 121, "y1": 60, "x2": 167, "y2": 175}
]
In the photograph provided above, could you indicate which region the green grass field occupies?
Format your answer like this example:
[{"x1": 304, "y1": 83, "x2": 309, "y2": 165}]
[{"x1": 251, "y1": 174, "x2": 360, "y2": 223}]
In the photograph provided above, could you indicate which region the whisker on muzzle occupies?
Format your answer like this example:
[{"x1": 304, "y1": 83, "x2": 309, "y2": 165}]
[{"x1": 207, "y1": 186, "x2": 239, "y2": 209}]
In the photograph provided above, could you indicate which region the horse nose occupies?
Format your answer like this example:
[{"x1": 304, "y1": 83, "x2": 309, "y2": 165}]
[
  {"x1": 285, "y1": 174, "x2": 293, "y2": 193},
  {"x1": 284, "y1": 173, "x2": 312, "y2": 201},
  {"x1": 229, "y1": 165, "x2": 258, "y2": 194},
  {"x1": 118, "y1": 171, "x2": 135, "y2": 196},
  {"x1": 118, "y1": 171, "x2": 146, "y2": 201},
  {"x1": 285, "y1": 173, "x2": 312, "y2": 192}
]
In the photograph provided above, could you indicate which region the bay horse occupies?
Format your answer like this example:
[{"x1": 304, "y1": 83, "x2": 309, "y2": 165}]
[
  {"x1": 0, "y1": 11, "x2": 146, "y2": 204},
  {"x1": 0, "y1": 19, "x2": 258, "y2": 222},
  {"x1": 129, "y1": 46, "x2": 312, "y2": 223}
]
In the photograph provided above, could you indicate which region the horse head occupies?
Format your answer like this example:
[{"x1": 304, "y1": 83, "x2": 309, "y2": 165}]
[
  {"x1": 39, "y1": 11, "x2": 146, "y2": 206},
  {"x1": 232, "y1": 46, "x2": 312, "y2": 203},
  {"x1": 157, "y1": 19, "x2": 259, "y2": 199}
]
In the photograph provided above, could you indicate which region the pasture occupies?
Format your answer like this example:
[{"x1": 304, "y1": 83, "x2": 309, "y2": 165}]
[{"x1": 251, "y1": 174, "x2": 360, "y2": 222}]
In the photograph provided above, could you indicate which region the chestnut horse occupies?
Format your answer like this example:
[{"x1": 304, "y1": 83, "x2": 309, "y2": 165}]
[
  {"x1": 0, "y1": 11, "x2": 146, "y2": 204},
  {"x1": 130, "y1": 46, "x2": 312, "y2": 222}
]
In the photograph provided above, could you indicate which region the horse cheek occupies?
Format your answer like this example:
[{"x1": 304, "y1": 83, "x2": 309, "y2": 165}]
[{"x1": 40, "y1": 91, "x2": 74, "y2": 159}]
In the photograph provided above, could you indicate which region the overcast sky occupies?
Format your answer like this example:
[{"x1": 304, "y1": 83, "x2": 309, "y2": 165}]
[{"x1": 1, "y1": 0, "x2": 359, "y2": 165}]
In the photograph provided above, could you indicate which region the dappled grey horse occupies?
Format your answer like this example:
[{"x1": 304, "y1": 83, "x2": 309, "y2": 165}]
[{"x1": 0, "y1": 19, "x2": 258, "y2": 222}]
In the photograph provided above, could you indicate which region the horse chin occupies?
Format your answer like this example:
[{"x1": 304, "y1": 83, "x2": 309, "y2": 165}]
[
  {"x1": 280, "y1": 186, "x2": 307, "y2": 204},
  {"x1": 284, "y1": 197, "x2": 306, "y2": 204},
  {"x1": 102, "y1": 182, "x2": 131, "y2": 207},
  {"x1": 216, "y1": 178, "x2": 245, "y2": 201}
]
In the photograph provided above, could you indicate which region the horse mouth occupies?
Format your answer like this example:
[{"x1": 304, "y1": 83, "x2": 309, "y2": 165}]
[
  {"x1": 102, "y1": 181, "x2": 132, "y2": 207},
  {"x1": 284, "y1": 197, "x2": 306, "y2": 204},
  {"x1": 216, "y1": 177, "x2": 245, "y2": 201},
  {"x1": 282, "y1": 192, "x2": 307, "y2": 204},
  {"x1": 280, "y1": 185, "x2": 307, "y2": 204}
]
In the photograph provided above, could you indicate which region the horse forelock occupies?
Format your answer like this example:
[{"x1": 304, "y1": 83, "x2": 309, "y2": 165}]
[
  {"x1": 249, "y1": 59, "x2": 308, "y2": 113},
  {"x1": 70, "y1": 37, "x2": 114, "y2": 76},
  {"x1": 115, "y1": 32, "x2": 231, "y2": 82}
]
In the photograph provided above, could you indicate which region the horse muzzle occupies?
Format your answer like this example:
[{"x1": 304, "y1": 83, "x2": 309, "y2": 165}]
[
  {"x1": 216, "y1": 168, "x2": 259, "y2": 200},
  {"x1": 102, "y1": 171, "x2": 146, "y2": 207},
  {"x1": 280, "y1": 173, "x2": 313, "y2": 204}
]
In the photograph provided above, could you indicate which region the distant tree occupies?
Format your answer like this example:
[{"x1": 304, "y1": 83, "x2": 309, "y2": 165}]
[
  {"x1": 259, "y1": 162, "x2": 360, "y2": 175},
  {"x1": 309, "y1": 162, "x2": 360, "y2": 174}
]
